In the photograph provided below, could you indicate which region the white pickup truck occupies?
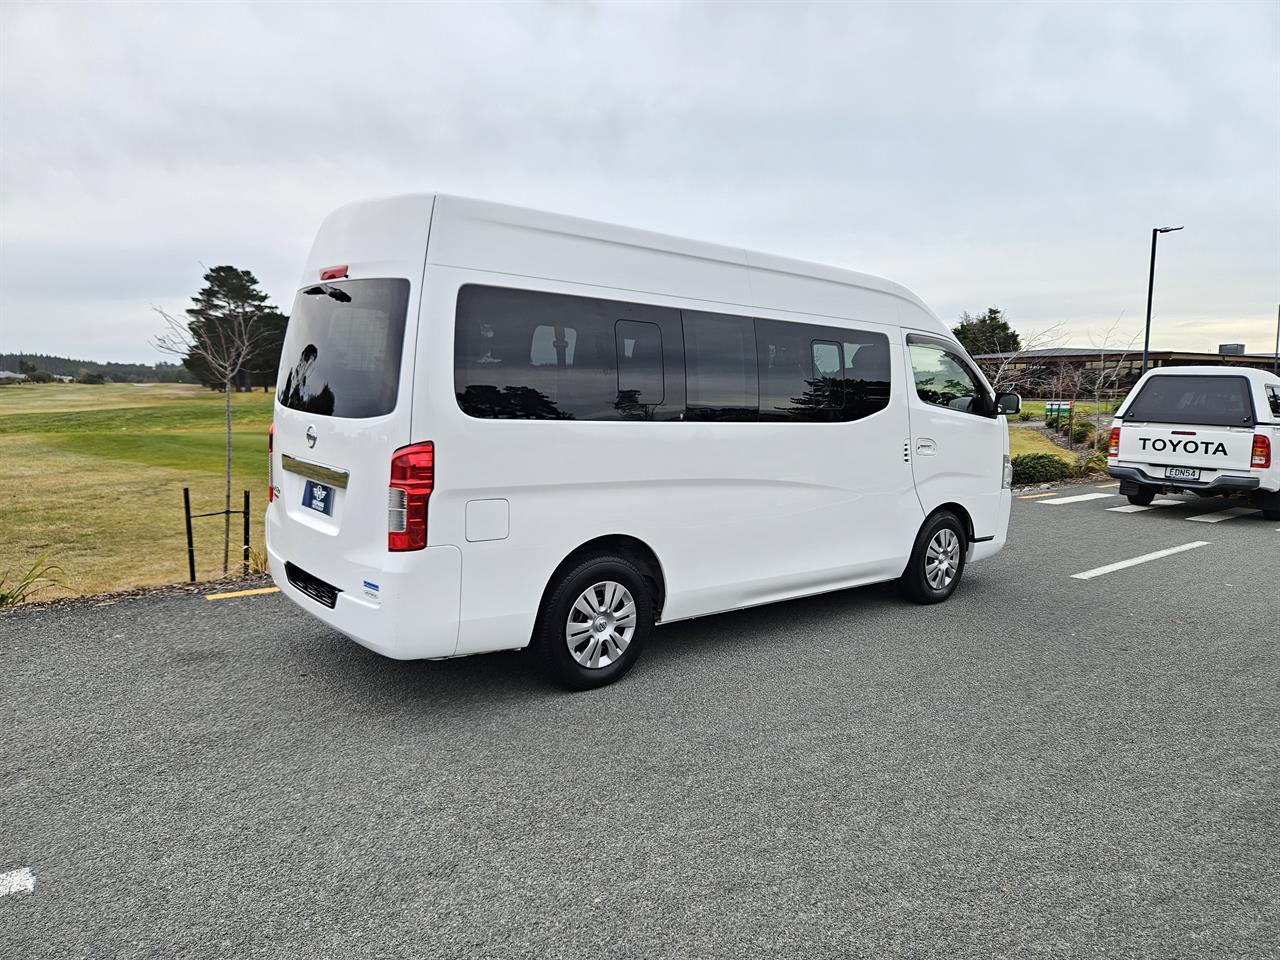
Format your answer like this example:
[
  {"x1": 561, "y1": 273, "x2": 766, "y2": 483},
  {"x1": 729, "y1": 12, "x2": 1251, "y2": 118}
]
[{"x1": 1107, "y1": 366, "x2": 1280, "y2": 520}]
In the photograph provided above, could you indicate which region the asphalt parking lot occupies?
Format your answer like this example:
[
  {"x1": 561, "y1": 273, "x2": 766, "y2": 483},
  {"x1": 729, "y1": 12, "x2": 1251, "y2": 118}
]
[{"x1": 3, "y1": 487, "x2": 1278, "y2": 959}]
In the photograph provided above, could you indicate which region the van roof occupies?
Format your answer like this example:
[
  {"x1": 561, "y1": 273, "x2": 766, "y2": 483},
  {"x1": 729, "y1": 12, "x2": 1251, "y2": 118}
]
[
  {"x1": 436, "y1": 192, "x2": 936, "y2": 312},
  {"x1": 309, "y1": 193, "x2": 951, "y2": 337}
]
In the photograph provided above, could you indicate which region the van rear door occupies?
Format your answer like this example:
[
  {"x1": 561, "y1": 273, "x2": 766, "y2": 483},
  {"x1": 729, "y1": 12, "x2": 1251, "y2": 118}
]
[
  {"x1": 1117, "y1": 374, "x2": 1257, "y2": 477},
  {"x1": 270, "y1": 277, "x2": 416, "y2": 595}
]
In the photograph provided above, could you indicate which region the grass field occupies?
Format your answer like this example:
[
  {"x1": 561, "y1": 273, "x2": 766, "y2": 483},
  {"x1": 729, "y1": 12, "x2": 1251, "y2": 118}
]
[
  {"x1": 1019, "y1": 399, "x2": 1117, "y2": 419},
  {"x1": 1, "y1": 383, "x2": 273, "y2": 598},
  {"x1": 1009, "y1": 425, "x2": 1077, "y2": 463}
]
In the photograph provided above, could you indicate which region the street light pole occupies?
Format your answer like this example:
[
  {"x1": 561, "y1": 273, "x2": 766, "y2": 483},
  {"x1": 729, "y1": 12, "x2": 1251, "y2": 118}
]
[
  {"x1": 1274, "y1": 302, "x2": 1279, "y2": 376},
  {"x1": 1140, "y1": 225, "x2": 1183, "y2": 376}
]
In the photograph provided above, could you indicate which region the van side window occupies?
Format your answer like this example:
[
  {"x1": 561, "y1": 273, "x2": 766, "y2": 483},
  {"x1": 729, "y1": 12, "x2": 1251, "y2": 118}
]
[
  {"x1": 909, "y1": 343, "x2": 988, "y2": 416},
  {"x1": 455, "y1": 285, "x2": 682, "y2": 421},
  {"x1": 842, "y1": 332, "x2": 892, "y2": 421},
  {"x1": 683, "y1": 311, "x2": 758, "y2": 422},
  {"x1": 615, "y1": 320, "x2": 663, "y2": 417}
]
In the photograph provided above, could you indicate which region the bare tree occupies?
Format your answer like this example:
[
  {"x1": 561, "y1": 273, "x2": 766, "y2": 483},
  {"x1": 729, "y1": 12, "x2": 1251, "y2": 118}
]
[
  {"x1": 1082, "y1": 313, "x2": 1140, "y2": 440},
  {"x1": 153, "y1": 303, "x2": 271, "y2": 573},
  {"x1": 976, "y1": 320, "x2": 1068, "y2": 397}
]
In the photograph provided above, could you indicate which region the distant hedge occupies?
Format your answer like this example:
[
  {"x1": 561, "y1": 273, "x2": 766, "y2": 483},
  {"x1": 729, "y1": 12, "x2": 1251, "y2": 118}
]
[{"x1": 1011, "y1": 453, "x2": 1072, "y2": 485}]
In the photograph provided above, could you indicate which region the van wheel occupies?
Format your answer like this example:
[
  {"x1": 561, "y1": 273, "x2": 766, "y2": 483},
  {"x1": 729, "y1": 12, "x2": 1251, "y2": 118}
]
[
  {"x1": 901, "y1": 511, "x2": 966, "y2": 605},
  {"x1": 534, "y1": 555, "x2": 654, "y2": 690},
  {"x1": 1127, "y1": 488, "x2": 1156, "y2": 506}
]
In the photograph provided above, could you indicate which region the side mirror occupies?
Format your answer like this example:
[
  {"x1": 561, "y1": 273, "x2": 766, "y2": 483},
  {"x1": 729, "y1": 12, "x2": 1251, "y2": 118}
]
[{"x1": 995, "y1": 392, "x2": 1022, "y2": 416}]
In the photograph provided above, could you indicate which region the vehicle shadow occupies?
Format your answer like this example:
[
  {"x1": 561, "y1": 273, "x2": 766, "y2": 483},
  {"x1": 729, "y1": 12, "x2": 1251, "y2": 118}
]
[{"x1": 291, "y1": 577, "x2": 913, "y2": 715}]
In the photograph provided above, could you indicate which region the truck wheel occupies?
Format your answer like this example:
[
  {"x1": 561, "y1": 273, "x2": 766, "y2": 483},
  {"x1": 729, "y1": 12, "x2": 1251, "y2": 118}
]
[
  {"x1": 1127, "y1": 488, "x2": 1156, "y2": 506},
  {"x1": 901, "y1": 511, "x2": 967, "y2": 605},
  {"x1": 534, "y1": 554, "x2": 654, "y2": 691}
]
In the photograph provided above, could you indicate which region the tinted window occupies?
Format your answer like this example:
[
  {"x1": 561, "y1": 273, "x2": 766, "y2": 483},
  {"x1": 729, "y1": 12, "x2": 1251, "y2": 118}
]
[
  {"x1": 683, "y1": 311, "x2": 758, "y2": 421},
  {"x1": 277, "y1": 279, "x2": 410, "y2": 418},
  {"x1": 909, "y1": 342, "x2": 988, "y2": 415},
  {"x1": 1269, "y1": 386, "x2": 1280, "y2": 419},
  {"x1": 757, "y1": 319, "x2": 841, "y2": 421},
  {"x1": 1125, "y1": 375, "x2": 1255, "y2": 427},
  {"x1": 455, "y1": 286, "x2": 681, "y2": 420},
  {"x1": 616, "y1": 320, "x2": 664, "y2": 417},
  {"x1": 841, "y1": 332, "x2": 892, "y2": 421}
]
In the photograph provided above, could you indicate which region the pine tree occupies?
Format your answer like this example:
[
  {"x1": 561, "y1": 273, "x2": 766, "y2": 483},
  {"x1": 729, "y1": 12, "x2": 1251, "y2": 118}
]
[{"x1": 154, "y1": 266, "x2": 284, "y2": 573}]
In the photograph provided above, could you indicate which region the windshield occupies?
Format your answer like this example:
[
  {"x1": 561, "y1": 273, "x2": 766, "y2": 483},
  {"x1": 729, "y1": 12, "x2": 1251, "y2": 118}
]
[
  {"x1": 1124, "y1": 374, "x2": 1255, "y2": 428},
  {"x1": 277, "y1": 279, "x2": 410, "y2": 418}
]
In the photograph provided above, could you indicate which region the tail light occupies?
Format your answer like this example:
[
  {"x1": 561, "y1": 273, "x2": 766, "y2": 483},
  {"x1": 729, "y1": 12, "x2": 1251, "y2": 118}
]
[
  {"x1": 388, "y1": 441, "x2": 434, "y2": 551},
  {"x1": 1252, "y1": 434, "x2": 1271, "y2": 469},
  {"x1": 1108, "y1": 426, "x2": 1121, "y2": 458},
  {"x1": 267, "y1": 424, "x2": 275, "y2": 502}
]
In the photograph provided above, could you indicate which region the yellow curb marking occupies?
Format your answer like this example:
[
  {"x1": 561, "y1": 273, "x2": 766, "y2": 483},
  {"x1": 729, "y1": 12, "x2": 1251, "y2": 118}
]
[
  {"x1": 1017, "y1": 491, "x2": 1060, "y2": 499},
  {"x1": 1096, "y1": 482, "x2": 1120, "y2": 489},
  {"x1": 205, "y1": 586, "x2": 281, "y2": 601}
]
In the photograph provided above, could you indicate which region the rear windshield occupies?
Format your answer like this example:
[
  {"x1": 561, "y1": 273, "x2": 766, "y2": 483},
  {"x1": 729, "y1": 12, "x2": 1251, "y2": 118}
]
[
  {"x1": 277, "y1": 279, "x2": 410, "y2": 418},
  {"x1": 1124, "y1": 374, "x2": 1255, "y2": 427}
]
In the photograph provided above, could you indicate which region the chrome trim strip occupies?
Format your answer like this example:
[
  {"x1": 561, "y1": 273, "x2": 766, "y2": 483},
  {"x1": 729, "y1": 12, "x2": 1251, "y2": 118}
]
[{"x1": 281, "y1": 454, "x2": 349, "y2": 489}]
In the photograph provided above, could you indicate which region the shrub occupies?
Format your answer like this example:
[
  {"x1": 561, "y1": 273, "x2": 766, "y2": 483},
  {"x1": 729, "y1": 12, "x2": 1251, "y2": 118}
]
[
  {"x1": 1082, "y1": 453, "x2": 1108, "y2": 475},
  {"x1": 0, "y1": 554, "x2": 66, "y2": 606},
  {"x1": 1017, "y1": 410, "x2": 1033, "y2": 422},
  {"x1": 1011, "y1": 453, "x2": 1072, "y2": 485},
  {"x1": 1045, "y1": 414, "x2": 1060, "y2": 430},
  {"x1": 1071, "y1": 422, "x2": 1093, "y2": 444}
]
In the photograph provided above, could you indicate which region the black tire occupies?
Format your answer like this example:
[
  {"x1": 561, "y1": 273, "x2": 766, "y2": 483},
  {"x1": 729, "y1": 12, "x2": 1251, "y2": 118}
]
[
  {"x1": 1263, "y1": 507, "x2": 1280, "y2": 521},
  {"x1": 533, "y1": 554, "x2": 654, "y2": 691},
  {"x1": 1127, "y1": 488, "x2": 1156, "y2": 506},
  {"x1": 900, "y1": 511, "x2": 967, "y2": 605}
]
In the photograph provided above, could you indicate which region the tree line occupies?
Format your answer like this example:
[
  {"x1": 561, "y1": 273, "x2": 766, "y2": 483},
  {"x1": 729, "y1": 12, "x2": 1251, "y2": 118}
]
[{"x1": 0, "y1": 354, "x2": 194, "y2": 384}]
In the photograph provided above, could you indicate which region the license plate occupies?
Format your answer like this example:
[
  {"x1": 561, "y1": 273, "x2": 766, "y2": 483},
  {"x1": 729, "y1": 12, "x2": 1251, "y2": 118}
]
[
  {"x1": 1165, "y1": 466, "x2": 1201, "y2": 481},
  {"x1": 301, "y1": 480, "x2": 334, "y2": 515}
]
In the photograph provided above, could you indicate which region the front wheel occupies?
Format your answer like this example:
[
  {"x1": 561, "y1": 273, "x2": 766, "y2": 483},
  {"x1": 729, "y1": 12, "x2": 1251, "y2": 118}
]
[
  {"x1": 534, "y1": 555, "x2": 654, "y2": 690},
  {"x1": 901, "y1": 512, "x2": 967, "y2": 605}
]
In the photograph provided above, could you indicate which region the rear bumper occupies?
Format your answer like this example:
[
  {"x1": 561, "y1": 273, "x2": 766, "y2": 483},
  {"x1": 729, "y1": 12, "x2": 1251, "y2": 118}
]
[
  {"x1": 266, "y1": 534, "x2": 462, "y2": 660},
  {"x1": 1107, "y1": 465, "x2": 1260, "y2": 493}
]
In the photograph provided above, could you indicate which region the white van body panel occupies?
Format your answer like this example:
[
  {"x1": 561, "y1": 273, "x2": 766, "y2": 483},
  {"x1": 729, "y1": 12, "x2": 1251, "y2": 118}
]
[{"x1": 268, "y1": 194, "x2": 1009, "y2": 661}]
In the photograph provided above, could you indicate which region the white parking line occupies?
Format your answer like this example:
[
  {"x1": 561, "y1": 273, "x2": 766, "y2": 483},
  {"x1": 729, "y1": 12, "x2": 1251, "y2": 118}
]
[
  {"x1": 1038, "y1": 492, "x2": 1118, "y2": 505},
  {"x1": 1071, "y1": 541, "x2": 1210, "y2": 581},
  {"x1": 1107, "y1": 499, "x2": 1180, "y2": 514},
  {"x1": 1185, "y1": 506, "x2": 1261, "y2": 524},
  {"x1": 0, "y1": 867, "x2": 35, "y2": 897}
]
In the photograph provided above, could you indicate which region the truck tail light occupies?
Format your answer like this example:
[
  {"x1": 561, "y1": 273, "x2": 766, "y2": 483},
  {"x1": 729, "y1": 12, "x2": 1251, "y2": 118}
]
[
  {"x1": 267, "y1": 424, "x2": 275, "y2": 503},
  {"x1": 388, "y1": 441, "x2": 434, "y2": 551},
  {"x1": 1108, "y1": 427, "x2": 1121, "y2": 458},
  {"x1": 1252, "y1": 434, "x2": 1271, "y2": 469}
]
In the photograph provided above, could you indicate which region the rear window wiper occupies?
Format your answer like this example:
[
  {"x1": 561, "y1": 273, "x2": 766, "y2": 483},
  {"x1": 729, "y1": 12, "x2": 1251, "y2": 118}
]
[{"x1": 304, "y1": 284, "x2": 352, "y2": 303}]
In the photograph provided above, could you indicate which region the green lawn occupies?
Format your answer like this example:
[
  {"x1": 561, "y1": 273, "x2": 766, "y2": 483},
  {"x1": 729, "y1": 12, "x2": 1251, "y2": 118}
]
[
  {"x1": 1019, "y1": 399, "x2": 1117, "y2": 419},
  {"x1": 1009, "y1": 426, "x2": 1076, "y2": 463},
  {"x1": 0, "y1": 383, "x2": 274, "y2": 597}
]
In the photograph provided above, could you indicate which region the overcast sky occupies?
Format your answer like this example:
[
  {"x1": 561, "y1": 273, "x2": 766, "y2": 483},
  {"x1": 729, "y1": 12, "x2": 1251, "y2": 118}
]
[{"x1": 1, "y1": 0, "x2": 1277, "y2": 363}]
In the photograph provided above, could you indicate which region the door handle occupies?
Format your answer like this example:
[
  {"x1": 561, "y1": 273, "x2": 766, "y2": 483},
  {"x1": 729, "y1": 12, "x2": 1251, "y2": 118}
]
[{"x1": 916, "y1": 439, "x2": 937, "y2": 456}]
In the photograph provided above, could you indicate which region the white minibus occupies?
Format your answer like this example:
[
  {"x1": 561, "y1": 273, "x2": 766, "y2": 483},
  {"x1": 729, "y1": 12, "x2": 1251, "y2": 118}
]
[{"x1": 267, "y1": 195, "x2": 1019, "y2": 689}]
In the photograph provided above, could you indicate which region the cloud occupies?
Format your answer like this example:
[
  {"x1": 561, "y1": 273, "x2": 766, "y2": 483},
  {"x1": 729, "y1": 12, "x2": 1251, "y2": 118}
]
[{"x1": 1, "y1": 0, "x2": 1276, "y2": 362}]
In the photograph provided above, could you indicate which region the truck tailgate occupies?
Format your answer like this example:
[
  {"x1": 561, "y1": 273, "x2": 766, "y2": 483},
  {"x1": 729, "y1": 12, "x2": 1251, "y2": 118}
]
[{"x1": 1118, "y1": 424, "x2": 1255, "y2": 471}]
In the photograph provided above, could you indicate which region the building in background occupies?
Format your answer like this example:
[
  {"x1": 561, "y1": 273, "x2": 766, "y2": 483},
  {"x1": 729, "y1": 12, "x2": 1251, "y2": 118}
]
[{"x1": 971, "y1": 346, "x2": 1279, "y2": 398}]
